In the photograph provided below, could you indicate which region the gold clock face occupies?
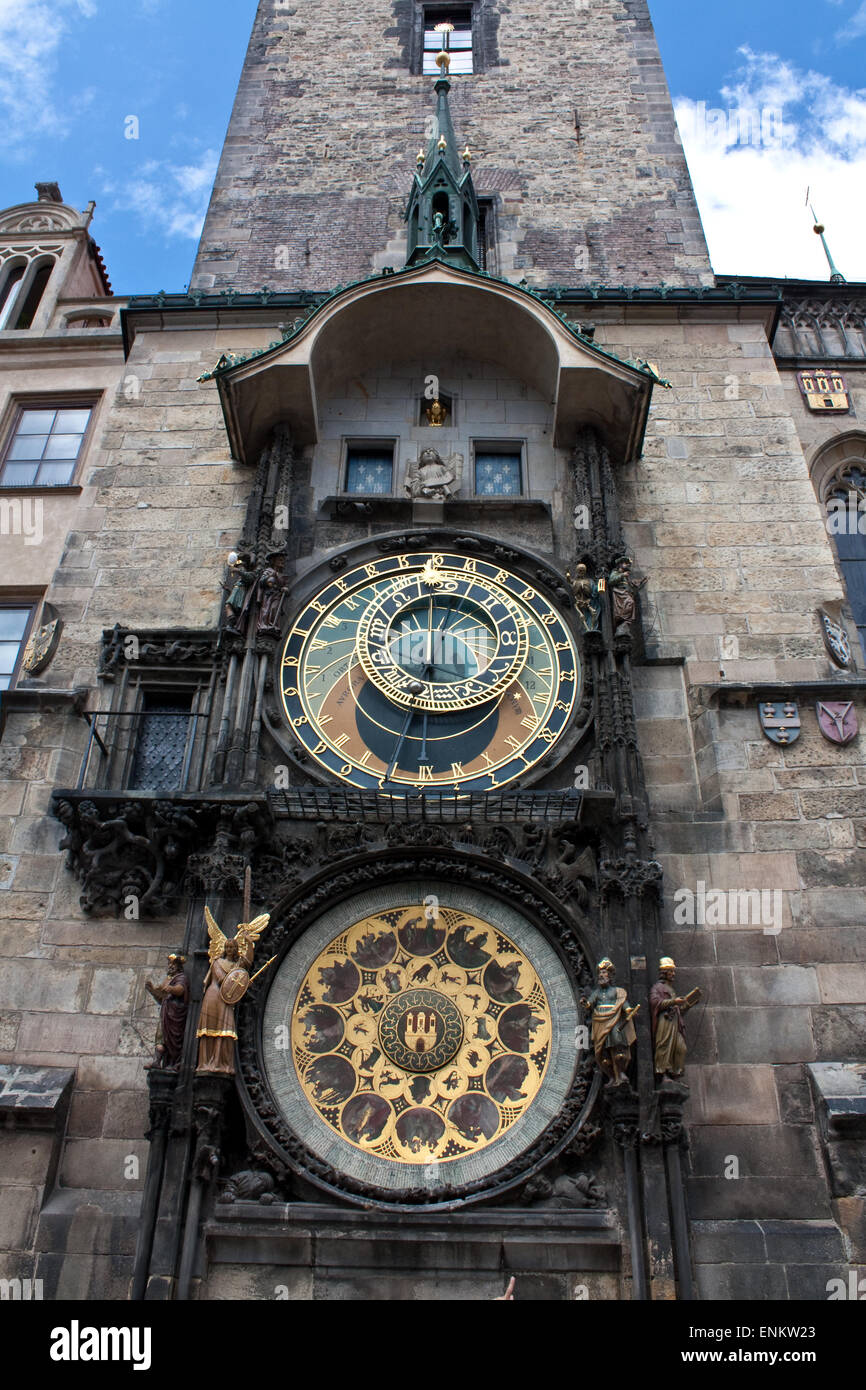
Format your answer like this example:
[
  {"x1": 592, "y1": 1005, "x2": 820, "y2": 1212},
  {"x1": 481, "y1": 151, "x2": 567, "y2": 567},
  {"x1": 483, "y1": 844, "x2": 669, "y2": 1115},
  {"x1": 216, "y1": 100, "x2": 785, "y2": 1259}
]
[
  {"x1": 280, "y1": 550, "x2": 580, "y2": 791},
  {"x1": 291, "y1": 905, "x2": 552, "y2": 1165}
]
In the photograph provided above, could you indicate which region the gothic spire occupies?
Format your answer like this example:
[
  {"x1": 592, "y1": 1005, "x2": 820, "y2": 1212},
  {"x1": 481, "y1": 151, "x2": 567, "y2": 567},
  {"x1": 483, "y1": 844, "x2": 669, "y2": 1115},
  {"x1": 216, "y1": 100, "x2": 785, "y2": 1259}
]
[{"x1": 404, "y1": 47, "x2": 481, "y2": 272}]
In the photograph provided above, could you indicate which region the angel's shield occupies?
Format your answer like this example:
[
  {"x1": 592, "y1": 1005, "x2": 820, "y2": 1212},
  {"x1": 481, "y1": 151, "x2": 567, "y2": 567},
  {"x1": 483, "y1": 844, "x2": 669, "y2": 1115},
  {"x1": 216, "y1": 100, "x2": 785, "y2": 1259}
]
[{"x1": 220, "y1": 966, "x2": 251, "y2": 1006}]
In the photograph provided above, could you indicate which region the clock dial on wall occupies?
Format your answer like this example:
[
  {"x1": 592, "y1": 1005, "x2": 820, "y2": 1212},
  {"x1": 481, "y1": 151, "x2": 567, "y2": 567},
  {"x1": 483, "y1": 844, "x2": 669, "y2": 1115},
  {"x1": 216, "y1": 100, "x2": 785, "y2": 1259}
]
[
  {"x1": 259, "y1": 881, "x2": 581, "y2": 1196},
  {"x1": 288, "y1": 905, "x2": 551, "y2": 1165},
  {"x1": 279, "y1": 551, "x2": 581, "y2": 791}
]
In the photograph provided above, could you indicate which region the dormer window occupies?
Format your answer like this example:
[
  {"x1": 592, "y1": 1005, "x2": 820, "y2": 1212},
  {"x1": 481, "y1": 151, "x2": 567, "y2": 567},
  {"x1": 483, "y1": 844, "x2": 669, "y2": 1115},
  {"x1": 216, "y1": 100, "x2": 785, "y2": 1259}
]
[{"x1": 423, "y1": 7, "x2": 474, "y2": 75}]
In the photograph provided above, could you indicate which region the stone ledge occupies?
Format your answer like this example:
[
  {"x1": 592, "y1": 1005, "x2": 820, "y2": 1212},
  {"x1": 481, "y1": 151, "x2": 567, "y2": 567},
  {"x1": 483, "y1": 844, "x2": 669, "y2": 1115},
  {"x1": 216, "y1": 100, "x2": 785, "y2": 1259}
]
[
  {"x1": 205, "y1": 1201, "x2": 621, "y2": 1273},
  {"x1": 0, "y1": 1064, "x2": 74, "y2": 1131}
]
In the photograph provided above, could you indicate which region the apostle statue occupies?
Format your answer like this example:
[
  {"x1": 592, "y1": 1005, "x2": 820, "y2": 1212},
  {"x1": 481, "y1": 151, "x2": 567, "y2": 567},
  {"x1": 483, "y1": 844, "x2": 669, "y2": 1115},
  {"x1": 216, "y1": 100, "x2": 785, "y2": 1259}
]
[
  {"x1": 223, "y1": 551, "x2": 257, "y2": 636},
  {"x1": 256, "y1": 552, "x2": 289, "y2": 637},
  {"x1": 650, "y1": 957, "x2": 701, "y2": 1081},
  {"x1": 405, "y1": 446, "x2": 463, "y2": 501},
  {"x1": 580, "y1": 957, "x2": 639, "y2": 1086},
  {"x1": 607, "y1": 555, "x2": 647, "y2": 636},
  {"x1": 144, "y1": 951, "x2": 190, "y2": 1070},
  {"x1": 566, "y1": 562, "x2": 601, "y2": 632},
  {"x1": 195, "y1": 907, "x2": 270, "y2": 1075}
]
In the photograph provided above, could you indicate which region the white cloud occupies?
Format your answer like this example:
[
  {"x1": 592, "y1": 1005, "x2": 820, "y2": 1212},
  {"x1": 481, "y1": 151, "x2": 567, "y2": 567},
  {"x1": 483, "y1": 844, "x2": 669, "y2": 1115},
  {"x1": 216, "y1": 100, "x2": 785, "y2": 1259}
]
[
  {"x1": 0, "y1": 0, "x2": 96, "y2": 152},
  {"x1": 101, "y1": 149, "x2": 220, "y2": 241},
  {"x1": 837, "y1": 1, "x2": 866, "y2": 36},
  {"x1": 674, "y1": 48, "x2": 866, "y2": 279}
]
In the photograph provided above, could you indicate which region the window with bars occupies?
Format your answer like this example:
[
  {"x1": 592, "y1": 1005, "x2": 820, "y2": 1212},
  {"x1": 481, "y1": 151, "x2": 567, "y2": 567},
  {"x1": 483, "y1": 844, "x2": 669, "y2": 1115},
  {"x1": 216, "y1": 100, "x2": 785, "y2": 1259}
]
[
  {"x1": 1, "y1": 403, "x2": 94, "y2": 487},
  {"x1": 344, "y1": 444, "x2": 395, "y2": 495},
  {"x1": 128, "y1": 692, "x2": 195, "y2": 793},
  {"x1": 0, "y1": 605, "x2": 33, "y2": 692},
  {"x1": 474, "y1": 445, "x2": 523, "y2": 497},
  {"x1": 422, "y1": 7, "x2": 474, "y2": 75}
]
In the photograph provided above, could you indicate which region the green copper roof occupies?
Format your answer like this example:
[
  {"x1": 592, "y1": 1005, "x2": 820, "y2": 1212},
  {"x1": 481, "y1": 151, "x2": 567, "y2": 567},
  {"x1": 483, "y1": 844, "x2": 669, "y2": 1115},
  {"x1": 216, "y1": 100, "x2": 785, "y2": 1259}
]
[{"x1": 197, "y1": 257, "x2": 671, "y2": 387}]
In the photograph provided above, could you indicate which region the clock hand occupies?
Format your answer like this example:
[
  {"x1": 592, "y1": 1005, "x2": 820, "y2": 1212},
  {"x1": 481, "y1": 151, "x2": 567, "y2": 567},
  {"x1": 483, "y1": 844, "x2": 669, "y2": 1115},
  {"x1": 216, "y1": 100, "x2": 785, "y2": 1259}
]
[{"x1": 385, "y1": 681, "x2": 424, "y2": 781}]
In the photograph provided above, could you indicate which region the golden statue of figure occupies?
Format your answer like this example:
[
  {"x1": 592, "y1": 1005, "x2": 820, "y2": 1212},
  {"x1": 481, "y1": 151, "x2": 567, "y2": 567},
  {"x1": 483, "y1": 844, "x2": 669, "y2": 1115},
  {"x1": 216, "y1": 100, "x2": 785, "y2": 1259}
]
[
  {"x1": 580, "y1": 958, "x2": 639, "y2": 1086},
  {"x1": 425, "y1": 398, "x2": 448, "y2": 427},
  {"x1": 650, "y1": 957, "x2": 701, "y2": 1080},
  {"x1": 195, "y1": 907, "x2": 270, "y2": 1075}
]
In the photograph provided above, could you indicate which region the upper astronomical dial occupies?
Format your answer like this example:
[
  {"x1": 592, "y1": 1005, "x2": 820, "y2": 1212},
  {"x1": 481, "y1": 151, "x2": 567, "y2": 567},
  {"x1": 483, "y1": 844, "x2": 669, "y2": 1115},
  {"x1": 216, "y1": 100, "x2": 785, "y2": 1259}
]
[
  {"x1": 355, "y1": 556, "x2": 529, "y2": 713},
  {"x1": 279, "y1": 551, "x2": 581, "y2": 792}
]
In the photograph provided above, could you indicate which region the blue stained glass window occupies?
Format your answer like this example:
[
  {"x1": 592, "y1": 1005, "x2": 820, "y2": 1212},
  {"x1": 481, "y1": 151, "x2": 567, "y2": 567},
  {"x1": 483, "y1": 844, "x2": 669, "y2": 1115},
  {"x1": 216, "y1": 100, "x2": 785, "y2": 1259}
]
[
  {"x1": 345, "y1": 448, "x2": 394, "y2": 495},
  {"x1": 474, "y1": 451, "x2": 522, "y2": 497}
]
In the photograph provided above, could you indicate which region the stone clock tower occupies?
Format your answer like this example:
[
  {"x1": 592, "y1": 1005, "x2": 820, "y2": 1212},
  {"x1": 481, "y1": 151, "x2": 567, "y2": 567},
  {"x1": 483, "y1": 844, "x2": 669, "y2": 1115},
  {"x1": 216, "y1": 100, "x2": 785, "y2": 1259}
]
[{"x1": 2, "y1": 0, "x2": 863, "y2": 1305}]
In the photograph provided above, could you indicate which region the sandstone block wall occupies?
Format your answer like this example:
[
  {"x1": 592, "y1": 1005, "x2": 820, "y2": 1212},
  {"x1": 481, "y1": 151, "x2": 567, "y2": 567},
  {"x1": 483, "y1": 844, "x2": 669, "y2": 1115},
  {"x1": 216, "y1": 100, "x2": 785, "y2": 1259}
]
[{"x1": 193, "y1": 0, "x2": 711, "y2": 292}]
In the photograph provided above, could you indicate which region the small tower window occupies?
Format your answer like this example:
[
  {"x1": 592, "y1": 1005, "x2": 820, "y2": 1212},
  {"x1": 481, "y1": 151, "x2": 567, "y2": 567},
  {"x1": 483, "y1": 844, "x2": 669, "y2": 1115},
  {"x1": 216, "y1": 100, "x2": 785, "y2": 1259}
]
[
  {"x1": 0, "y1": 264, "x2": 26, "y2": 330},
  {"x1": 13, "y1": 259, "x2": 54, "y2": 330},
  {"x1": 423, "y1": 8, "x2": 474, "y2": 75},
  {"x1": 477, "y1": 197, "x2": 497, "y2": 273}
]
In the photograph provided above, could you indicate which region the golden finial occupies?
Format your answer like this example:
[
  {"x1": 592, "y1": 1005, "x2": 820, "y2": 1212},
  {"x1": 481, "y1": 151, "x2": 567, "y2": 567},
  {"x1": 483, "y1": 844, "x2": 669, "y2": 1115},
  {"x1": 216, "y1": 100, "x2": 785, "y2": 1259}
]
[
  {"x1": 437, "y1": 134, "x2": 447, "y2": 152},
  {"x1": 435, "y1": 49, "x2": 451, "y2": 74},
  {"x1": 416, "y1": 147, "x2": 425, "y2": 166},
  {"x1": 462, "y1": 145, "x2": 471, "y2": 163}
]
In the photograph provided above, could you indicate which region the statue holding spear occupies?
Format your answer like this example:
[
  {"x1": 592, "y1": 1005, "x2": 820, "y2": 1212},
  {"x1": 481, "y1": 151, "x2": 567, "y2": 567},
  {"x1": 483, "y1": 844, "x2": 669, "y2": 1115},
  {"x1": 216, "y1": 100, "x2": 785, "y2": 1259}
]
[{"x1": 195, "y1": 868, "x2": 276, "y2": 1076}]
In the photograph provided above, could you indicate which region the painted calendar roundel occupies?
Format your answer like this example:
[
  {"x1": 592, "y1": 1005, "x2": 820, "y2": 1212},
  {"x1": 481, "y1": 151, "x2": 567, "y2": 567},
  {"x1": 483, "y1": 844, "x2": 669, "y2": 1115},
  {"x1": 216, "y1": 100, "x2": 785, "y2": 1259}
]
[{"x1": 260, "y1": 880, "x2": 580, "y2": 1196}]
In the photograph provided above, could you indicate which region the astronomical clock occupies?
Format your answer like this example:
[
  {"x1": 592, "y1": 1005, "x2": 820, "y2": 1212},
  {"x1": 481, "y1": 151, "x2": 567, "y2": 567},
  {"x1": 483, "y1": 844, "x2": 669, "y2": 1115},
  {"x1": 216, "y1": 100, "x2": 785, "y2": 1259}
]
[
  {"x1": 278, "y1": 549, "x2": 581, "y2": 792},
  {"x1": 234, "y1": 536, "x2": 599, "y2": 1208}
]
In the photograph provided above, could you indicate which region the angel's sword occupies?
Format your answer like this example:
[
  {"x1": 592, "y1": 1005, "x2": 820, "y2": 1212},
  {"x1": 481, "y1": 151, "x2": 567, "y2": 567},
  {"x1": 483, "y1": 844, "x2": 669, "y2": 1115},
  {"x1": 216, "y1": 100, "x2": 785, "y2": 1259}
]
[{"x1": 249, "y1": 955, "x2": 277, "y2": 985}]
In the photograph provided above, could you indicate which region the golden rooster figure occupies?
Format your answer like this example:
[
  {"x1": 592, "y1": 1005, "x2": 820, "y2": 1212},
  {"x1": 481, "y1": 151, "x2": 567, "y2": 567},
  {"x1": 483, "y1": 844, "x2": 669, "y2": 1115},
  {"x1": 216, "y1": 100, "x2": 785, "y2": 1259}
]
[{"x1": 195, "y1": 907, "x2": 270, "y2": 1075}]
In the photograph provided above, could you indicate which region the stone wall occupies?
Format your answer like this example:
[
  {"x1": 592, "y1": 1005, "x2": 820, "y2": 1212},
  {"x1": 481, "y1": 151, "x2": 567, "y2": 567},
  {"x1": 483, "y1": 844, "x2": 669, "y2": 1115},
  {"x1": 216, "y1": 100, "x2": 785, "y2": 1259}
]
[
  {"x1": 192, "y1": 0, "x2": 711, "y2": 292},
  {"x1": 1, "y1": 294, "x2": 864, "y2": 1300}
]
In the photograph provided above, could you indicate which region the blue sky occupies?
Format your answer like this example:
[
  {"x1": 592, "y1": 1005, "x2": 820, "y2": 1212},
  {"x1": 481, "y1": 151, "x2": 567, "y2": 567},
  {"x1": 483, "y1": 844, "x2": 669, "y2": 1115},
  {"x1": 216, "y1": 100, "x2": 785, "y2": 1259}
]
[{"x1": 0, "y1": 0, "x2": 863, "y2": 293}]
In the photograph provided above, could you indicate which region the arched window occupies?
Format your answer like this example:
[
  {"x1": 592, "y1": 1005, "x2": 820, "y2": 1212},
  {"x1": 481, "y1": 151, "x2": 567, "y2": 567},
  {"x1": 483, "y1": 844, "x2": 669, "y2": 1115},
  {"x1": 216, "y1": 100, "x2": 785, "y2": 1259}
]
[
  {"x1": 0, "y1": 262, "x2": 26, "y2": 330},
  {"x1": 13, "y1": 258, "x2": 54, "y2": 329},
  {"x1": 813, "y1": 434, "x2": 866, "y2": 660}
]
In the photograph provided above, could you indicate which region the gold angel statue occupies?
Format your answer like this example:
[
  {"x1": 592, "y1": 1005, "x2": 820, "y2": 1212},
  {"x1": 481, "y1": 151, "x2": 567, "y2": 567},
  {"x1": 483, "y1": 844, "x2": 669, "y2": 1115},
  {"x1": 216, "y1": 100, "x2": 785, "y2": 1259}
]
[{"x1": 195, "y1": 907, "x2": 270, "y2": 1075}]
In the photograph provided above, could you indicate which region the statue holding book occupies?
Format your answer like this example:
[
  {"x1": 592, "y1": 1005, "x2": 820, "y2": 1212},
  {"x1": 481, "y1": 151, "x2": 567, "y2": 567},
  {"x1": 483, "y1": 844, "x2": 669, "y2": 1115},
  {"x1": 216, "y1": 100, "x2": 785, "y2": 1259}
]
[{"x1": 650, "y1": 957, "x2": 701, "y2": 1080}]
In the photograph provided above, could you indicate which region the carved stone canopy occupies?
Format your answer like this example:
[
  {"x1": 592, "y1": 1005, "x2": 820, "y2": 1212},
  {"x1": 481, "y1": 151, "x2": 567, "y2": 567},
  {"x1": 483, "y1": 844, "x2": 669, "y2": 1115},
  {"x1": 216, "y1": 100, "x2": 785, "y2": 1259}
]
[{"x1": 209, "y1": 261, "x2": 656, "y2": 464}]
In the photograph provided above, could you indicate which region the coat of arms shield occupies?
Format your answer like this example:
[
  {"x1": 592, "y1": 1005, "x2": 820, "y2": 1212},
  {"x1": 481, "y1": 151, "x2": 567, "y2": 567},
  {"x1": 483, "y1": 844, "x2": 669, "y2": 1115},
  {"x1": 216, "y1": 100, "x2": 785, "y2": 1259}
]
[
  {"x1": 759, "y1": 701, "x2": 801, "y2": 745},
  {"x1": 816, "y1": 701, "x2": 858, "y2": 746},
  {"x1": 819, "y1": 611, "x2": 852, "y2": 669}
]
